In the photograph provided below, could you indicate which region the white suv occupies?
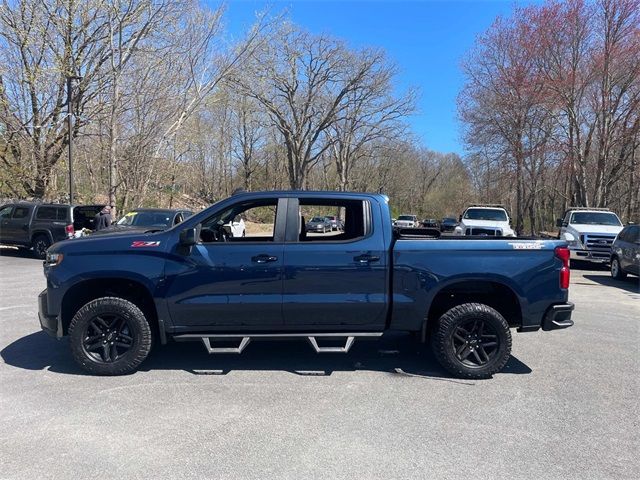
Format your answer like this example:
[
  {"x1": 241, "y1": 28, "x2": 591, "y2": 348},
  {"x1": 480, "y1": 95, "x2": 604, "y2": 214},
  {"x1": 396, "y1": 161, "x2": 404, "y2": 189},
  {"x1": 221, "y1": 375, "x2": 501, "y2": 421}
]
[
  {"x1": 454, "y1": 205, "x2": 516, "y2": 237},
  {"x1": 557, "y1": 208, "x2": 623, "y2": 263}
]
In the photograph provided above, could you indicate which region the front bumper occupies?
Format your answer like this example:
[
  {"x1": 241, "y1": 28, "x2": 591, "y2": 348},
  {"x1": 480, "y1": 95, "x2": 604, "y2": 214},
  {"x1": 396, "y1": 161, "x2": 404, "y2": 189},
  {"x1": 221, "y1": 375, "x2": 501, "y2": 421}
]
[
  {"x1": 38, "y1": 289, "x2": 62, "y2": 338},
  {"x1": 542, "y1": 302, "x2": 574, "y2": 331},
  {"x1": 570, "y1": 248, "x2": 609, "y2": 263}
]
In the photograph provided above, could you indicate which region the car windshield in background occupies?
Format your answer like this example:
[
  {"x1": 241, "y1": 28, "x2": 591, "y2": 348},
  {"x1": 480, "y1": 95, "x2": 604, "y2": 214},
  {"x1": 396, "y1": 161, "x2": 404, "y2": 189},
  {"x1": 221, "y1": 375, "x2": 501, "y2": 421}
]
[
  {"x1": 398, "y1": 216, "x2": 414, "y2": 221},
  {"x1": 117, "y1": 211, "x2": 172, "y2": 228},
  {"x1": 463, "y1": 208, "x2": 507, "y2": 221},
  {"x1": 310, "y1": 217, "x2": 325, "y2": 223},
  {"x1": 570, "y1": 212, "x2": 621, "y2": 226},
  {"x1": 442, "y1": 218, "x2": 456, "y2": 223}
]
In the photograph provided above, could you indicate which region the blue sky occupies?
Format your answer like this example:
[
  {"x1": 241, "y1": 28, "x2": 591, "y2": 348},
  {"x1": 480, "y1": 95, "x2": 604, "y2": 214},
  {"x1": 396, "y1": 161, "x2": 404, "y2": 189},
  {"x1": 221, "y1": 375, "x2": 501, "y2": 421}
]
[{"x1": 219, "y1": 0, "x2": 538, "y2": 155}]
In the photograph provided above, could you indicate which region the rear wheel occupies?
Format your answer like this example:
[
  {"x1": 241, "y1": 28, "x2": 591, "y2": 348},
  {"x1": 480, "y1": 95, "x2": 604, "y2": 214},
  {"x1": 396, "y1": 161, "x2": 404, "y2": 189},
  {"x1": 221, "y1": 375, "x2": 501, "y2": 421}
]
[
  {"x1": 69, "y1": 297, "x2": 152, "y2": 375},
  {"x1": 431, "y1": 303, "x2": 512, "y2": 379},
  {"x1": 611, "y1": 257, "x2": 627, "y2": 279},
  {"x1": 31, "y1": 235, "x2": 50, "y2": 260}
]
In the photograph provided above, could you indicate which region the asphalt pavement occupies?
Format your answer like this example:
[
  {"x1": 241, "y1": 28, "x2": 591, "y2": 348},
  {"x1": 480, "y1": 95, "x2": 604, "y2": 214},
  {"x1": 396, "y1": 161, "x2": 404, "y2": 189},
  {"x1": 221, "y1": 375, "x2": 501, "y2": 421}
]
[{"x1": 0, "y1": 250, "x2": 638, "y2": 479}]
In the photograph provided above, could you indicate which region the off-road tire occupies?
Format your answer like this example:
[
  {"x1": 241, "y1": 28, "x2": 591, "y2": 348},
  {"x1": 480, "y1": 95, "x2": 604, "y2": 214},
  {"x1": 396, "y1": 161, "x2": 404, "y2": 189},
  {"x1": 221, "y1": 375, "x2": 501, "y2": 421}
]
[
  {"x1": 31, "y1": 235, "x2": 50, "y2": 260},
  {"x1": 69, "y1": 297, "x2": 152, "y2": 375},
  {"x1": 431, "y1": 303, "x2": 512, "y2": 379},
  {"x1": 611, "y1": 257, "x2": 627, "y2": 280}
]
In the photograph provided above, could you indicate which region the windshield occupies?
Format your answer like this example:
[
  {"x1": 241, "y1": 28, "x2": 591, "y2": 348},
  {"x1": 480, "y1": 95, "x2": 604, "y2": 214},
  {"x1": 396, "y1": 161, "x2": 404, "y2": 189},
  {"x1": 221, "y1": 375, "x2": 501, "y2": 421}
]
[
  {"x1": 463, "y1": 208, "x2": 507, "y2": 221},
  {"x1": 310, "y1": 217, "x2": 325, "y2": 223},
  {"x1": 398, "y1": 215, "x2": 414, "y2": 221},
  {"x1": 117, "y1": 211, "x2": 172, "y2": 228},
  {"x1": 570, "y1": 212, "x2": 621, "y2": 226},
  {"x1": 442, "y1": 217, "x2": 456, "y2": 223}
]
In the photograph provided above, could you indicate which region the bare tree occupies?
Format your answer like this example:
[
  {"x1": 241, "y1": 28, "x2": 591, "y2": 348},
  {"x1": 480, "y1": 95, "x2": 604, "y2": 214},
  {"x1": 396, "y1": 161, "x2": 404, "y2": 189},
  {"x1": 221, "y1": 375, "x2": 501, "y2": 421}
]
[
  {"x1": 326, "y1": 55, "x2": 414, "y2": 191},
  {"x1": 234, "y1": 25, "x2": 396, "y2": 189}
]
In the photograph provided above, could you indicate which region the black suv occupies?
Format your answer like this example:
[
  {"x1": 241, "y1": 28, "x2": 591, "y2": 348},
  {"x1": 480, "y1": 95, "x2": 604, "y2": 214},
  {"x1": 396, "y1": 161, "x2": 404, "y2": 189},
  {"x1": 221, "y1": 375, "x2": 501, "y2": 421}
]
[{"x1": 0, "y1": 202, "x2": 104, "y2": 258}]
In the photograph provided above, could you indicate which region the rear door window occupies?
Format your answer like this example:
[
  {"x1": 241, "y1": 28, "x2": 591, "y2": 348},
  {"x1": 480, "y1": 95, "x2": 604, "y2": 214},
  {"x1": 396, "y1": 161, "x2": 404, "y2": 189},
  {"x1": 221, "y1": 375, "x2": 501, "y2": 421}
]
[
  {"x1": 295, "y1": 198, "x2": 368, "y2": 243},
  {"x1": 36, "y1": 206, "x2": 57, "y2": 220}
]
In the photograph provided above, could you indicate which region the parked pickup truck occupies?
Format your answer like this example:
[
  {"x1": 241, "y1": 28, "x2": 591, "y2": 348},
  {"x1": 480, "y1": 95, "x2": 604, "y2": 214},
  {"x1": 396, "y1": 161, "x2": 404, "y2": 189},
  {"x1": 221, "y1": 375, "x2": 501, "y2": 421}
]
[
  {"x1": 557, "y1": 207, "x2": 624, "y2": 264},
  {"x1": 38, "y1": 191, "x2": 574, "y2": 378}
]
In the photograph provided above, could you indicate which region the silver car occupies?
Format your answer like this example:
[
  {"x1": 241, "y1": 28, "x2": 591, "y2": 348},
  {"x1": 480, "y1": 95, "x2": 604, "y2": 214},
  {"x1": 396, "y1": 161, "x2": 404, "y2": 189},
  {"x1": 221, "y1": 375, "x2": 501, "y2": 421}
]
[
  {"x1": 610, "y1": 224, "x2": 639, "y2": 279},
  {"x1": 306, "y1": 216, "x2": 332, "y2": 233}
]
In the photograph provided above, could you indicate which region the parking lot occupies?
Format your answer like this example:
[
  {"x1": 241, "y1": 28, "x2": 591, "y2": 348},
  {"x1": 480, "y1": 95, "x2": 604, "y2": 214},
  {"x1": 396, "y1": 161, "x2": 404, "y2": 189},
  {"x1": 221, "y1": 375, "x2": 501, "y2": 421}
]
[{"x1": 0, "y1": 250, "x2": 638, "y2": 480}]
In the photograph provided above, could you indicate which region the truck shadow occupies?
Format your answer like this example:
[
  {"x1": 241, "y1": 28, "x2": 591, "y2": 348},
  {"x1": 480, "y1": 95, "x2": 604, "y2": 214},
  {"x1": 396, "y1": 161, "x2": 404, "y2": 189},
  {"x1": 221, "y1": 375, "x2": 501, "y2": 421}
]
[
  {"x1": 582, "y1": 274, "x2": 640, "y2": 294},
  {"x1": 1, "y1": 331, "x2": 532, "y2": 380}
]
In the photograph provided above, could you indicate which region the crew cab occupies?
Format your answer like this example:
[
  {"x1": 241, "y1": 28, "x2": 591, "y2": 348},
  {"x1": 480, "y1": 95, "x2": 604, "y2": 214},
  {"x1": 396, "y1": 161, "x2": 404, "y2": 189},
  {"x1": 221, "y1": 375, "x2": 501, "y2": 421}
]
[
  {"x1": 38, "y1": 191, "x2": 574, "y2": 379},
  {"x1": 454, "y1": 205, "x2": 516, "y2": 237}
]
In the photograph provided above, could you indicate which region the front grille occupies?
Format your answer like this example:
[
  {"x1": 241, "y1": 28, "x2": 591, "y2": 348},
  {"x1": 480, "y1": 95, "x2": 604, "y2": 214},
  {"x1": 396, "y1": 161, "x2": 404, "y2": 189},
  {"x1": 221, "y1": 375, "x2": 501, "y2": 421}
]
[
  {"x1": 583, "y1": 234, "x2": 615, "y2": 256},
  {"x1": 466, "y1": 227, "x2": 501, "y2": 236}
]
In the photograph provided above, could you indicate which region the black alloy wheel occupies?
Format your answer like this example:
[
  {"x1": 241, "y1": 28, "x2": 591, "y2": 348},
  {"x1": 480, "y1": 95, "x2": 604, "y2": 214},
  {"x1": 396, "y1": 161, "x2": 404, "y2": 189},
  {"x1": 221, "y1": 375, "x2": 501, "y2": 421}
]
[
  {"x1": 451, "y1": 318, "x2": 499, "y2": 367},
  {"x1": 82, "y1": 314, "x2": 134, "y2": 363},
  {"x1": 32, "y1": 235, "x2": 50, "y2": 260}
]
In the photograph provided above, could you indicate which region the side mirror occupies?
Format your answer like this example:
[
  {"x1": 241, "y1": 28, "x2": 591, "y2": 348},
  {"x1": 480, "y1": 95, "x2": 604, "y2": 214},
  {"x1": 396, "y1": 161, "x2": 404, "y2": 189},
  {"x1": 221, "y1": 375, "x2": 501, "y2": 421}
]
[
  {"x1": 458, "y1": 215, "x2": 462, "y2": 222},
  {"x1": 179, "y1": 227, "x2": 198, "y2": 247},
  {"x1": 556, "y1": 218, "x2": 563, "y2": 227}
]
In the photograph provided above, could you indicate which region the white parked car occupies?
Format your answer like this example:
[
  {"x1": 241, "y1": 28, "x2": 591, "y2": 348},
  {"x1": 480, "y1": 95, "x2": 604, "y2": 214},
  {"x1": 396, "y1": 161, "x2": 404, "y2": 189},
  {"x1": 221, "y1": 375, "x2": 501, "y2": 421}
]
[
  {"x1": 454, "y1": 205, "x2": 516, "y2": 237},
  {"x1": 394, "y1": 214, "x2": 419, "y2": 228},
  {"x1": 557, "y1": 208, "x2": 623, "y2": 264}
]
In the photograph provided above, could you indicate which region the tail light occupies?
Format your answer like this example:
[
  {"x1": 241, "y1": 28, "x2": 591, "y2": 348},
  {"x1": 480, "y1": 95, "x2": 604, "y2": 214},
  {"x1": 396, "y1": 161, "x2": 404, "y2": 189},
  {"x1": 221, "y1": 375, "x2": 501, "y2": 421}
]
[
  {"x1": 65, "y1": 224, "x2": 74, "y2": 238},
  {"x1": 555, "y1": 246, "x2": 570, "y2": 289}
]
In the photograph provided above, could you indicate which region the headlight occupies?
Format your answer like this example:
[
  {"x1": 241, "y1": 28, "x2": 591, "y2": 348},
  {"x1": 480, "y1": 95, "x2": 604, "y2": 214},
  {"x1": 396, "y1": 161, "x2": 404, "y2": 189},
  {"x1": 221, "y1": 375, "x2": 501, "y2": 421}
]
[{"x1": 44, "y1": 252, "x2": 64, "y2": 266}]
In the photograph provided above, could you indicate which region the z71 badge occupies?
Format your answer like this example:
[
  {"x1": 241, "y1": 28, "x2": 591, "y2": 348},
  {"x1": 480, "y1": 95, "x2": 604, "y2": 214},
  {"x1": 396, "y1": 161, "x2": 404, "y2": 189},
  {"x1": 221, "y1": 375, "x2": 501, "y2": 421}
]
[{"x1": 131, "y1": 241, "x2": 161, "y2": 248}]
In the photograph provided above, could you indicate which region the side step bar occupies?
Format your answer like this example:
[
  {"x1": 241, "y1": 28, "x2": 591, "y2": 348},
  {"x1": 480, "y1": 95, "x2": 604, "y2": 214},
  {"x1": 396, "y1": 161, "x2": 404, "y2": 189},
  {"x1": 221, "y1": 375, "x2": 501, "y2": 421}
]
[{"x1": 173, "y1": 332, "x2": 383, "y2": 355}]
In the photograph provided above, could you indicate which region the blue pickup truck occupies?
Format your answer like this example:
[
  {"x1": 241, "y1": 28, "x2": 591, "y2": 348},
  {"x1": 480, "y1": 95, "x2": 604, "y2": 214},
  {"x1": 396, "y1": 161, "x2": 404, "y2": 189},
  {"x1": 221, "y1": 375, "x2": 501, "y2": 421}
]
[{"x1": 38, "y1": 191, "x2": 574, "y2": 378}]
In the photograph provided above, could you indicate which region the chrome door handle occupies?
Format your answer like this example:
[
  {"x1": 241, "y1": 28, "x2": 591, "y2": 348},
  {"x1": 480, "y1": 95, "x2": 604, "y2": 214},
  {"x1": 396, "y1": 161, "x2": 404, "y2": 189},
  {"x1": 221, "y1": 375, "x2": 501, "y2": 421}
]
[
  {"x1": 252, "y1": 254, "x2": 278, "y2": 263},
  {"x1": 354, "y1": 254, "x2": 380, "y2": 263}
]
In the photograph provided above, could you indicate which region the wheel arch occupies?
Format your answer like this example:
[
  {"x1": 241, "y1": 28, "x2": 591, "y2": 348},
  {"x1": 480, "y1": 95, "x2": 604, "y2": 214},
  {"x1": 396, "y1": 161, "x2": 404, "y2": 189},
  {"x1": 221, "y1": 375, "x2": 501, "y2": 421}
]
[
  {"x1": 31, "y1": 229, "x2": 53, "y2": 245},
  {"x1": 425, "y1": 279, "x2": 523, "y2": 332},
  {"x1": 60, "y1": 277, "x2": 161, "y2": 341}
]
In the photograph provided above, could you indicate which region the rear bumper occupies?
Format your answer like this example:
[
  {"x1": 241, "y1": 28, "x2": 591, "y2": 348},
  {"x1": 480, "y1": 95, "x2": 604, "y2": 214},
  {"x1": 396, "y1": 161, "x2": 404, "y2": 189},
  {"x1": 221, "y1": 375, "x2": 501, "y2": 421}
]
[
  {"x1": 38, "y1": 289, "x2": 62, "y2": 338},
  {"x1": 542, "y1": 302, "x2": 574, "y2": 331}
]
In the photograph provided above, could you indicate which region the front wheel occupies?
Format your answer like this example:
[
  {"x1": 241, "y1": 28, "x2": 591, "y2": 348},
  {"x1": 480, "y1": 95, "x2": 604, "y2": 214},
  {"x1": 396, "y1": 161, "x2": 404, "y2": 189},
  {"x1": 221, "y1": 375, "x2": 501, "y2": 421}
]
[
  {"x1": 69, "y1": 297, "x2": 152, "y2": 375},
  {"x1": 431, "y1": 303, "x2": 512, "y2": 379},
  {"x1": 31, "y1": 235, "x2": 51, "y2": 260},
  {"x1": 611, "y1": 257, "x2": 627, "y2": 279}
]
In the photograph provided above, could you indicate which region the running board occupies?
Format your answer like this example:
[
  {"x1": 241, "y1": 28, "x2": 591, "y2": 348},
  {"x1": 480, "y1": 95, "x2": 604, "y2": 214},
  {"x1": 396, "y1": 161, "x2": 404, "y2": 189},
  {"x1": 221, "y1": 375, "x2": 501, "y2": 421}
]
[
  {"x1": 201, "y1": 336, "x2": 251, "y2": 354},
  {"x1": 173, "y1": 332, "x2": 383, "y2": 355},
  {"x1": 307, "y1": 336, "x2": 355, "y2": 353}
]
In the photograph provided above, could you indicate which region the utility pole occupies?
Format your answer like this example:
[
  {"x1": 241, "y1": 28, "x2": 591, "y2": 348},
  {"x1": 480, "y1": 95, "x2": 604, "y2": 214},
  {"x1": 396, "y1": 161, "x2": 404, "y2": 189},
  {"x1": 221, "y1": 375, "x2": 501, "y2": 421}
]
[{"x1": 67, "y1": 75, "x2": 82, "y2": 204}]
